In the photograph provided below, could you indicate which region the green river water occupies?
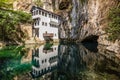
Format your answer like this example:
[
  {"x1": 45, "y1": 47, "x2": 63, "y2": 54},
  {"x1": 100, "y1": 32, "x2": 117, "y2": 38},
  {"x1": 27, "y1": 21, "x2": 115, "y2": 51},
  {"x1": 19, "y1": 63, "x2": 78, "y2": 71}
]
[{"x1": 0, "y1": 42, "x2": 120, "y2": 80}]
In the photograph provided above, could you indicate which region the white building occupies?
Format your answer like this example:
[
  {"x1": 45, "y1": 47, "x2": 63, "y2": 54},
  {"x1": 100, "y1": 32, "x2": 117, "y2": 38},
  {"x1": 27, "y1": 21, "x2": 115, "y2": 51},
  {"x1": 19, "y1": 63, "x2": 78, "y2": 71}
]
[
  {"x1": 31, "y1": 6, "x2": 61, "y2": 42},
  {"x1": 31, "y1": 44, "x2": 58, "y2": 77}
]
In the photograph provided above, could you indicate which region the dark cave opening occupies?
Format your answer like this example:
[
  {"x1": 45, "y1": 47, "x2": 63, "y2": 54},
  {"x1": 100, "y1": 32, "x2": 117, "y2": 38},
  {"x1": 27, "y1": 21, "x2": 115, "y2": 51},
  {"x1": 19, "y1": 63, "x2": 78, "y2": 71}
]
[
  {"x1": 81, "y1": 35, "x2": 99, "y2": 43},
  {"x1": 81, "y1": 35, "x2": 99, "y2": 52}
]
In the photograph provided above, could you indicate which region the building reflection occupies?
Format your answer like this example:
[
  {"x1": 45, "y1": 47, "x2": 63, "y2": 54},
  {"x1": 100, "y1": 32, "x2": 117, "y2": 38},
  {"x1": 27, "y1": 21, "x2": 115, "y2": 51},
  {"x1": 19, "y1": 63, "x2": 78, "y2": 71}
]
[
  {"x1": 31, "y1": 43, "x2": 120, "y2": 80},
  {"x1": 31, "y1": 43, "x2": 58, "y2": 78}
]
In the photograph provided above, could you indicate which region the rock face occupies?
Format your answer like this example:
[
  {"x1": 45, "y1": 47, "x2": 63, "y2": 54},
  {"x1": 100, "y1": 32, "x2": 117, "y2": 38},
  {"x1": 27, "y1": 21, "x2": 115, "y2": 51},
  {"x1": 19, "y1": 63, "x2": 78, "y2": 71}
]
[
  {"x1": 13, "y1": 0, "x2": 33, "y2": 12},
  {"x1": 52, "y1": 0, "x2": 120, "y2": 53}
]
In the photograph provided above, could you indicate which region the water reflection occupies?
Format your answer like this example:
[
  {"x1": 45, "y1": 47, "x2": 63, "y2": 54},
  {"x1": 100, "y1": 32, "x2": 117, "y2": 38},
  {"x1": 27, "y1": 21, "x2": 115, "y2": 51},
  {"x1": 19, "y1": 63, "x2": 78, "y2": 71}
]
[
  {"x1": 57, "y1": 43, "x2": 99, "y2": 80},
  {"x1": 0, "y1": 43, "x2": 119, "y2": 80},
  {"x1": 31, "y1": 43, "x2": 120, "y2": 80},
  {"x1": 31, "y1": 43, "x2": 58, "y2": 78}
]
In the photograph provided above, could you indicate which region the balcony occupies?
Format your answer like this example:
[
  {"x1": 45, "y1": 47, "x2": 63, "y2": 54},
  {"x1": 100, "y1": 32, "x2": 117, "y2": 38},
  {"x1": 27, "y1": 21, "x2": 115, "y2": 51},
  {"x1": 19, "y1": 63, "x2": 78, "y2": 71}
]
[
  {"x1": 50, "y1": 18, "x2": 59, "y2": 24},
  {"x1": 32, "y1": 14, "x2": 40, "y2": 19},
  {"x1": 43, "y1": 33, "x2": 54, "y2": 41},
  {"x1": 43, "y1": 33, "x2": 54, "y2": 37}
]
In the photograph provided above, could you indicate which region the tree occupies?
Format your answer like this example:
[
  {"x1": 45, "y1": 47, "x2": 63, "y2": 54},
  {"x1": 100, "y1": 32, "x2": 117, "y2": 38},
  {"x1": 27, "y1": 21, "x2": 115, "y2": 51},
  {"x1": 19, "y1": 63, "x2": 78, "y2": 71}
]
[{"x1": 0, "y1": 0, "x2": 32, "y2": 43}]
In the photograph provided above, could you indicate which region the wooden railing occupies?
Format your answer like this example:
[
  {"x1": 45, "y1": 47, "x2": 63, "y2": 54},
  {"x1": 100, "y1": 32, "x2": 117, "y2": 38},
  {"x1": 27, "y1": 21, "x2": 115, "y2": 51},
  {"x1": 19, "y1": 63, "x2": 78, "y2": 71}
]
[{"x1": 43, "y1": 33, "x2": 54, "y2": 37}]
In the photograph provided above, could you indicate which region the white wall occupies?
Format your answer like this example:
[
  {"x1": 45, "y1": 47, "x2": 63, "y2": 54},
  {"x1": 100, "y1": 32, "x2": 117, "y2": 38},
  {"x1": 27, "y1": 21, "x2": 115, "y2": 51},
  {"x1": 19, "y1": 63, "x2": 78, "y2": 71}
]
[{"x1": 32, "y1": 8, "x2": 60, "y2": 41}]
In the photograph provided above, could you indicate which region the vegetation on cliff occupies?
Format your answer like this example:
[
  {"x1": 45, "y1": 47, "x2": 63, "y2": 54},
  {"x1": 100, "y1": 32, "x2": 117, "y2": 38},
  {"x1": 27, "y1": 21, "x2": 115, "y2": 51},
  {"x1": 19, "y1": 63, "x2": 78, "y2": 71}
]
[
  {"x1": 106, "y1": 3, "x2": 120, "y2": 41},
  {"x1": 0, "y1": 0, "x2": 32, "y2": 44},
  {"x1": 33, "y1": 0, "x2": 43, "y2": 7}
]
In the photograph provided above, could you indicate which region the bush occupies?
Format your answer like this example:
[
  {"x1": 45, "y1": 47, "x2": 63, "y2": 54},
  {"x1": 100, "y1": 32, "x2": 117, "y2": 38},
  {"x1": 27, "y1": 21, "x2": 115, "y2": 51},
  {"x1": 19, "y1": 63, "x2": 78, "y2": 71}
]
[{"x1": 105, "y1": 4, "x2": 120, "y2": 41}]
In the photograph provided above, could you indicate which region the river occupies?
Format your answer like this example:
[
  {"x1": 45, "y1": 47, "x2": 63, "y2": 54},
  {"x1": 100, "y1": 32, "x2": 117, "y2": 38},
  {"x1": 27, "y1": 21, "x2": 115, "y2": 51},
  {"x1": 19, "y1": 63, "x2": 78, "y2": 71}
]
[{"x1": 0, "y1": 42, "x2": 120, "y2": 80}]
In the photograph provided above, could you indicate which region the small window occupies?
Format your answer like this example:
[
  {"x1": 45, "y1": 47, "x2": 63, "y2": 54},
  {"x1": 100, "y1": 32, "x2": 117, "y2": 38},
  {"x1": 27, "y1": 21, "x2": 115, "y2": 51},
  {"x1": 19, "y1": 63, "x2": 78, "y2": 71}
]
[
  {"x1": 42, "y1": 60, "x2": 44, "y2": 63},
  {"x1": 45, "y1": 31, "x2": 47, "y2": 34},
  {"x1": 55, "y1": 47, "x2": 56, "y2": 50},
  {"x1": 45, "y1": 23, "x2": 47, "y2": 26},
  {"x1": 42, "y1": 22, "x2": 44, "y2": 25},
  {"x1": 50, "y1": 23, "x2": 52, "y2": 26},
  {"x1": 34, "y1": 11, "x2": 36, "y2": 15},
  {"x1": 49, "y1": 14, "x2": 51, "y2": 18},
  {"x1": 45, "y1": 59, "x2": 47, "y2": 62},
  {"x1": 36, "y1": 10, "x2": 38, "y2": 15},
  {"x1": 38, "y1": 21, "x2": 39, "y2": 25},
  {"x1": 56, "y1": 16, "x2": 58, "y2": 19},
  {"x1": 45, "y1": 13, "x2": 47, "y2": 17},
  {"x1": 55, "y1": 34, "x2": 56, "y2": 36},
  {"x1": 52, "y1": 14, "x2": 54, "y2": 18},
  {"x1": 35, "y1": 22, "x2": 36, "y2": 26},
  {"x1": 42, "y1": 11, "x2": 44, "y2": 16},
  {"x1": 39, "y1": 10, "x2": 41, "y2": 15}
]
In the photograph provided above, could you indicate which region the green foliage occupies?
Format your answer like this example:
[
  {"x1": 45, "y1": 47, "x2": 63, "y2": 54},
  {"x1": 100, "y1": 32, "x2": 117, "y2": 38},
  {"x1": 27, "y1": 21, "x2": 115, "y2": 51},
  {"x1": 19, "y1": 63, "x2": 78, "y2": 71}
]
[
  {"x1": 0, "y1": 45, "x2": 24, "y2": 58},
  {"x1": 0, "y1": 0, "x2": 14, "y2": 9},
  {"x1": 105, "y1": 4, "x2": 120, "y2": 41},
  {"x1": 0, "y1": 0, "x2": 32, "y2": 43},
  {"x1": 34, "y1": 0, "x2": 43, "y2": 7},
  {"x1": 0, "y1": 9, "x2": 32, "y2": 43}
]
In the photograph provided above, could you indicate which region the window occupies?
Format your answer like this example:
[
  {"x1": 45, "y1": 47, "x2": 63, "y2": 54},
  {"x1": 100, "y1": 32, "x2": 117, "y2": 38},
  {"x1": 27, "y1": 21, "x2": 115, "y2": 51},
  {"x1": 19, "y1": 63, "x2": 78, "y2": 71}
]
[
  {"x1": 55, "y1": 34, "x2": 56, "y2": 36},
  {"x1": 45, "y1": 59, "x2": 47, "y2": 62},
  {"x1": 36, "y1": 10, "x2": 38, "y2": 15},
  {"x1": 49, "y1": 14, "x2": 51, "y2": 18},
  {"x1": 39, "y1": 10, "x2": 41, "y2": 15},
  {"x1": 56, "y1": 16, "x2": 58, "y2": 19},
  {"x1": 34, "y1": 22, "x2": 36, "y2": 26},
  {"x1": 52, "y1": 14, "x2": 54, "y2": 18},
  {"x1": 45, "y1": 23, "x2": 47, "y2": 26},
  {"x1": 34, "y1": 11, "x2": 36, "y2": 15},
  {"x1": 45, "y1": 31, "x2": 47, "y2": 34},
  {"x1": 37, "y1": 18, "x2": 40, "y2": 25},
  {"x1": 42, "y1": 11, "x2": 44, "y2": 16},
  {"x1": 42, "y1": 60, "x2": 44, "y2": 63},
  {"x1": 50, "y1": 23, "x2": 51, "y2": 26},
  {"x1": 42, "y1": 22, "x2": 44, "y2": 25},
  {"x1": 37, "y1": 20, "x2": 39, "y2": 25},
  {"x1": 45, "y1": 13, "x2": 47, "y2": 17}
]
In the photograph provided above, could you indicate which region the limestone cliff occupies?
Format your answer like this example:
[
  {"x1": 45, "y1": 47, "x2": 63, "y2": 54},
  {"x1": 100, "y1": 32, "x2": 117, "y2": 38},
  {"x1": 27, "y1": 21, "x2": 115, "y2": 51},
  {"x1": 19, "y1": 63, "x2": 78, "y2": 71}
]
[
  {"x1": 51, "y1": 0, "x2": 120, "y2": 54},
  {"x1": 12, "y1": 0, "x2": 120, "y2": 53},
  {"x1": 13, "y1": 0, "x2": 33, "y2": 12}
]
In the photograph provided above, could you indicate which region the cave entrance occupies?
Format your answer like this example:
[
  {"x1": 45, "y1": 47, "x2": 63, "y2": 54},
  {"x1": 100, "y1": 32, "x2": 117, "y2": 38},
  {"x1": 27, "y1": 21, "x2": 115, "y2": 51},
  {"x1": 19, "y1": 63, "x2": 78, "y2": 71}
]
[
  {"x1": 81, "y1": 35, "x2": 99, "y2": 52},
  {"x1": 81, "y1": 35, "x2": 99, "y2": 43}
]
